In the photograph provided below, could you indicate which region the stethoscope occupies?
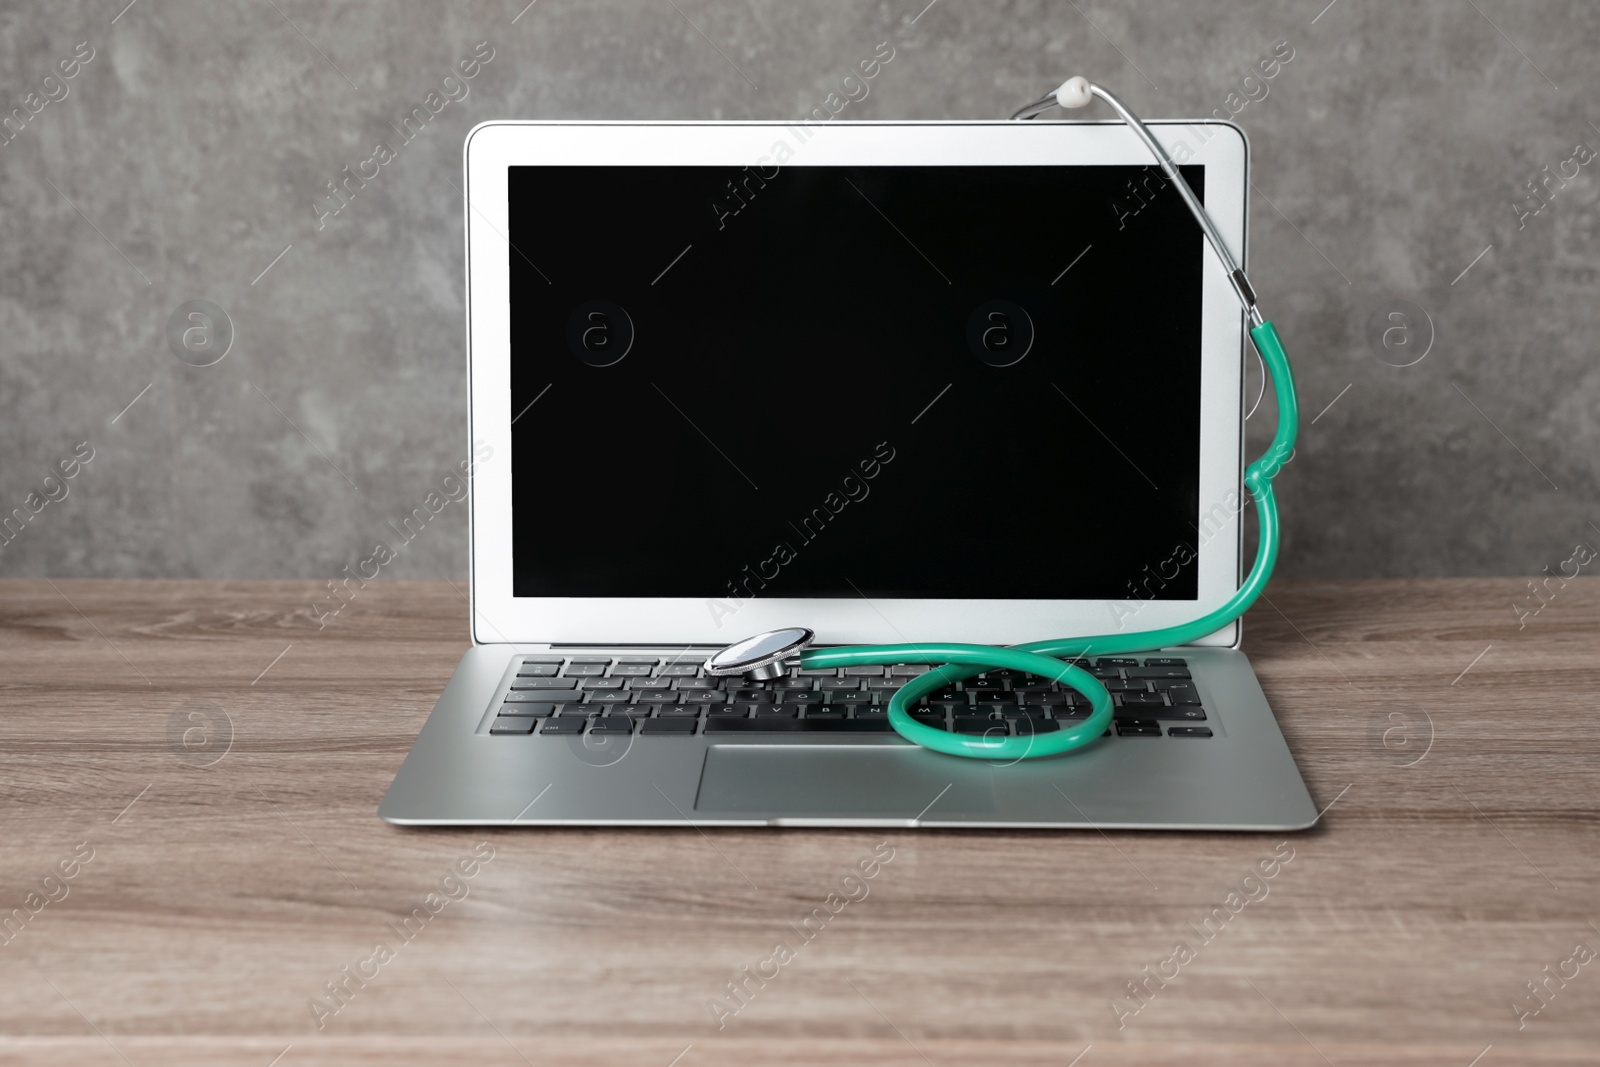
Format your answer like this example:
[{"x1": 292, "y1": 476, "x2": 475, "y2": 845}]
[{"x1": 707, "y1": 78, "x2": 1299, "y2": 760}]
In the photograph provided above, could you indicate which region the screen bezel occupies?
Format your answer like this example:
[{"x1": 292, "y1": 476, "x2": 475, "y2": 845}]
[{"x1": 464, "y1": 119, "x2": 1250, "y2": 647}]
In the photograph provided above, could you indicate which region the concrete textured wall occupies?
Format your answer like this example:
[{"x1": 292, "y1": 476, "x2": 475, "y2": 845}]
[{"x1": 0, "y1": 0, "x2": 1593, "y2": 582}]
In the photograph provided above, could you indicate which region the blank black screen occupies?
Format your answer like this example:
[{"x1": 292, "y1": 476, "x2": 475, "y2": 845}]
[{"x1": 507, "y1": 161, "x2": 1205, "y2": 600}]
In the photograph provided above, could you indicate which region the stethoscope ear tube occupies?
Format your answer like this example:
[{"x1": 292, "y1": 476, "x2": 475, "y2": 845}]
[{"x1": 792, "y1": 84, "x2": 1298, "y2": 760}]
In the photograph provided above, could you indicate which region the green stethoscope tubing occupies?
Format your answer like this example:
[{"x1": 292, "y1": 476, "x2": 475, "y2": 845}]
[{"x1": 797, "y1": 320, "x2": 1297, "y2": 759}]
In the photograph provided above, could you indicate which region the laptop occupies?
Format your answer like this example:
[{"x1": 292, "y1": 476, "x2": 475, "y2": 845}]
[{"x1": 377, "y1": 117, "x2": 1321, "y2": 830}]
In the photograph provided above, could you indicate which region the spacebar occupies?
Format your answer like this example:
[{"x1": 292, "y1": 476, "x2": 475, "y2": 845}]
[{"x1": 703, "y1": 718, "x2": 894, "y2": 733}]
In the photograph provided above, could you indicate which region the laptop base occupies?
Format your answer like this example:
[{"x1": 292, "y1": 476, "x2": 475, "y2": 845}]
[{"x1": 379, "y1": 646, "x2": 1319, "y2": 831}]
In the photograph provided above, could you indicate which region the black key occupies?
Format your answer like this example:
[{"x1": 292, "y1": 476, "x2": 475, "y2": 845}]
[
  {"x1": 704, "y1": 717, "x2": 893, "y2": 733},
  {"x1": 568, "y1": 657, "x2": 613, "y2": 665},
  {"x1": 928, "y1": 688, "x2": 963, "y2": 702},
  {"x1": 498, "y1": 702, "x2": 555, "y2": 717},
  {"x1": 844, "y1": 666, "x2": 884, "y2": 676},
  {"x1": 554, "y1": 705, "x2": 595, "y2": 717},
  {"x1": 489, "y1": 717, "x2": 536, "y2": 735},
  {"x1": 586, "y1": 690, "x2": 634, "y2": 704},
  {"x1": 1114, "y1": 706, "x2": 1161, "y2": 721},
  {"x1": 1097, "y1": 658, "x2": 1139, "y2": 667},
  {"x1": 1116, "y1": 720, "x2": 1161, "y2": 737},
  {"x1": 1167, "y1": 726, "x2": 1213, "y2": 738},
  {"x1": 515, "y1": 663, "x2": 560, "y2": 677},
  {"x1": 926, "y1": 696, "x2": 967, "y2": 709},
  {"x1": 1118, "y1": 692, "x2": 1166, "y2": 707},
  {"x1": 706, "y1": 707, "x2": 748, "y2": 718},
  {"x1": 952, "y1": 717, "x2": 1008, "y2": 735},
  {"x1": 798, "y1": 667, "x2": 839, "y2": 677},
  {"x1": 656, "y1": 663, "x2": 701, "y2": 677},
  {"x1": 1158, "y1": 683, "x2": 1201, "y2": 704},
  {"x1": 866, "y1": 678, "x2": 905, "y2": 689},
  {"x1": 802, "y1": 708, "x2": 845, "y2": 720},
  {"x1": 1019, "y1": 691, "x2": 1073, "y2": 706},
  {"x1": 828, "y1": 691, "x2": 875, "y2": 705},
  {"x1": 909, "y1": 712, "x2": 947, "y2": 727},
  {"x1": 850, "y1": 706, "x2": 886, "y2": 717},
  {"x1": 1142, "y1": 657, "x2": 1187, "y2": 666},
  {"x1": 628, "y1": 678, "x2": 673, "y2": 690},
  {"x1": 1153, "y1": 706, "x2": 1207, "y2": 722},
  {"x1": 519, "y1": 656, "x2": 564, "y2": 665},
  {"x1": 608, "y1": 706, "x2": 651, "y2": 718},
  {"x1": 674, "y1": 678, "x2": 719, "y2": 691},
  {"x1": 640, "y1": 717, "x2": 698, "y2": 735},
  {"x1": 580, "y1": 678, "x2": 626, "y2": 690},
  {"x1": 997, "y1": 706, "x2": 1050, "y2": 719},
  {"x1": 1052, "y1": 708, "x2": 1092, "y2": 720},
  {"x1": 824, "y1": 678, "x2": 861, "y2": 692},
  {"x1": 983, "y1": 669, "x2": 1026, "y2": 680},
  {"x1": 1127, "y1": 666, "x2": 1192, "y2": 679},
  {"x1": 889, "y1": 665, "x2": 931, "y2": 676},
  {"x1": 562, "y1": 663, "x2": 608, "y2": 676},
  {"x1": 615, "y1": 657, "x2": 660, "y2": 665},
  {"x1": 731, "y1": 689, "x2": 774, "y2": 703},
  {"x1": 656, "y1": 707, "x2": 702, "y2": 717},
  {"x1": 1012, "y1": 682, "x2": 1059, "y2": 693},
  {"x1": 715, "y1": 676, "x2": 755, "y2": 688},
  {"x1": 541, "y1": 718, "x2": 585, "y2": 734},
  {"x1": 635, "y1": 691, "x2": 681, "y2": 704},
  {"x1": 974, "y1": 691, "x2": 1017, "y2": 705},
  {"x1": 1105, "y1": 680, "x2": 1150, "y2": 693},
  {"x1": 779, "y1": 690, "x2": 825, "y2": 704},
  {"x1": 589, "y1": 718, "x2": 633, "y2": 733},
  {"x1": 962, "y1": 677, "x2": 1004, "y2": 692},
  {"x1": 1010, "y1": 718, "x2": 1061, "y2": 734},
  {"x1": 510, "y1": 678, "x2": 579, "y2": 690},
  {"x1": 688, "y1": 702, "x2": 729, "y2": 714},
  {"x1": 503, "y1": 690, "x2": 562, "y2": 703},
  {"x1": 756, "y1": 705, "x2": 800, "y2": 718},
  {"x1": 634, "y1": 670, "x2": 688, "y2": 688},
  {"x1": 607, "y1": 664, "x2": 653, "y2": 677},
  {"x1": 1089, "y1": 666, "x2": 1122, "y2": 680}
]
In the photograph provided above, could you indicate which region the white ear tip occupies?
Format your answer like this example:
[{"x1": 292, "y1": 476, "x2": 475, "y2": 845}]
[{"x1": 1054, "y1": 76, "x2": 1093, "y2": 108}]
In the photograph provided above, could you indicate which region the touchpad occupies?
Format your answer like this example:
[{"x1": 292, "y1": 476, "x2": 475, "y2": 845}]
[{"x1": 695, "y1": 745, "x2": 996, "y2": 817}]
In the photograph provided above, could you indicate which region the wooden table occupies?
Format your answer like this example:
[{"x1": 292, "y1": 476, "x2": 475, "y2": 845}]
[{"x1": 1, "y1": 578, "x2": 1595, "y2": 1066}]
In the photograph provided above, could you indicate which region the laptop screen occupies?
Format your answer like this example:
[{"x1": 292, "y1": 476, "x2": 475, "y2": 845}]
[{"x1": 506, "y1": 162, "x2": 1207, "y2": 601}]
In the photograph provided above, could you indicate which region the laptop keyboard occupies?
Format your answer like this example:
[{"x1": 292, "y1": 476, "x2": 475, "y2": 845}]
[{"x1": 486, "y1": 655, "x2": 1213, "y2": 739}]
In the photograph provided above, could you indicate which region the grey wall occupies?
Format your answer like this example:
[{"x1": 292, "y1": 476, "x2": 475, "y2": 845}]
[{"x1": 1, "y1": 0, "x2": 1594, "y2": 582}]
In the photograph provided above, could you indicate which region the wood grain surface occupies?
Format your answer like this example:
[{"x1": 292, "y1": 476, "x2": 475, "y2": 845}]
[{"x1": 0, "y1": 577, "x2": 1596, "y2": 1066}]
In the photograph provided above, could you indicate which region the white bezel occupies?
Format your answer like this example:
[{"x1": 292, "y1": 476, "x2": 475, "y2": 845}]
[{"x1": 464, "y1": 119, "x2": 1250, "y2": 647}]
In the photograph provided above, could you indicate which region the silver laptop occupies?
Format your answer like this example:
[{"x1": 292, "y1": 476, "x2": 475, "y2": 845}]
[{"x1": 378, "y1": 118, "x2": 1320, "y2": 830}]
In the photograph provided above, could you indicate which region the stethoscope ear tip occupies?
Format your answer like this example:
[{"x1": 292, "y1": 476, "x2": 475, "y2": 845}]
[{"x1": 1054, "y1": 76, "x2": 1093, "y2": 109}]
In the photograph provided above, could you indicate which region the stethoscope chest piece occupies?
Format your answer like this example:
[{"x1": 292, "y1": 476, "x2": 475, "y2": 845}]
[{"x1": 706, "y1": 627, "x2": 814, "y2": 682}]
